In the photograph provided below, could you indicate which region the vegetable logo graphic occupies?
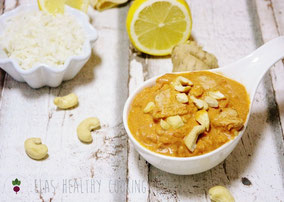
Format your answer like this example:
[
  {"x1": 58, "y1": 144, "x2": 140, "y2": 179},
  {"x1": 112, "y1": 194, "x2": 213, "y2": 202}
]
[{"x1": 12, "y1": 178, "x2": 21, "y2": 194}]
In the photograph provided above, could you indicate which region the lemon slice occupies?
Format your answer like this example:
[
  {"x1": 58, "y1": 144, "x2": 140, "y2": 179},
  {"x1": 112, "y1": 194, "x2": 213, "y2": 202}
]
[
  {"x1": 65, "y1": 0, "x2": 90, "y2": 13},
  {"x1": 38, "y1": 0, "x2": 89, "y2": 14},
  {"x1": 38, "y1": 0, "x2": 65, "y2": 14},
  {"x1": 126, "y1": 0, "x2": 192, "y2": 56}
]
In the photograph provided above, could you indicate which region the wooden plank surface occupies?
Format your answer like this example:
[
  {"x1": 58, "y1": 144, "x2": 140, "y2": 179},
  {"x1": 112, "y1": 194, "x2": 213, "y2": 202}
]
[
  {"x1": 128, "y1": 0, "x2": 284, "y2": 201},
  {"x1": 0, "y1": 0, "x2": 283, "y2": 201},
  {"x1": 0, "y1": 1, "x2": 130, "y2": 201}
]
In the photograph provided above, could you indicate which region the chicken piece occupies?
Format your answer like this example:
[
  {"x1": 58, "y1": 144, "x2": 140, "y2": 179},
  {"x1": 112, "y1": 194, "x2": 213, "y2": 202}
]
[
  {"x1": 153, "y1": 88, "x2": 188, "y2": 119},
  {"x1": 212, "y1": 108, "x2": 244, "y2": 131},
  {"x1": 172, "y1": 40, "x2": 218, "y2": 72}
]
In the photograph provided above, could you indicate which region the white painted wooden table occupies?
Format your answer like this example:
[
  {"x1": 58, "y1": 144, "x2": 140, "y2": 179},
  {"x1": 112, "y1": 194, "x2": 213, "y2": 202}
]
[{"x1": 0, "y1": 0, "x2": 284, "y2": 201}]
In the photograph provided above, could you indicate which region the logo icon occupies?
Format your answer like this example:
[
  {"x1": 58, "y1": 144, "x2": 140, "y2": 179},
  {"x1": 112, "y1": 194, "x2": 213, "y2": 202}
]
[{"x1": 12, "y1": 178, "x2": 21, "y2": 194}]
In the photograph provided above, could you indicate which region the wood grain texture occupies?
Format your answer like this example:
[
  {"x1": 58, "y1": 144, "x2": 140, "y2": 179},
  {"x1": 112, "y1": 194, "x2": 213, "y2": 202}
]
[
  {"x1": 127, "y1": 0, "x2": 284, "y2": 201},
  {"x1": 255, "y1": 0, "x2": 284, "y2": 139},
  {"x1": 127, "y1": 46, "x2": 150, "y2": 202},
  {"x1": 0, "y1": 1, "x2": 130, "y2": 201},
  {"x1": 0, "y1": 0, "x2": 5, "y2": 99},
  {"x1": 0, "y1": 0, "x2": 283, "y2": 201}
]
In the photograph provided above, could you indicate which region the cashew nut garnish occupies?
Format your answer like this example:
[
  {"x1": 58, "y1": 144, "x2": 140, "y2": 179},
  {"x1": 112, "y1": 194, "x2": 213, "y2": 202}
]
[
  {"x1": 208, "y1": 91, "x2": 225, "y2": 100},
  {"x1": 160, "y1": 119, "x2": 170, "y2": 130},
  {"x1": 24, "y1": 138, "x2": 48, "y2": 160},
  {"x1": 174, "y1": 85, "x2": 191, "y2": 93},
  {"x1": 172, "y1": 76, "x2": 193, "y2": 93},
  {"x1": 54, "y1": 93, "x2": 78, "y2": 109},
  {"x1": 176, "y1": 76, "x2": 193, "y2": 86},
  {"x1": 176, "y1": 93, "x2": 189, "y2": 103},
  {"x1": 205, "y1": 96, "x2": 219, "y2": 108},
  {"x1": 144, "y1": 102, "x2": 155, "y2": 113},
  {"x1": 166, "y1": 115, "x2": 184, "y2": 129},
  {"x1": 203, "y1": 101, "x2": 208, "y2": 110},
  {"x1": 183, "y1": 125, "x2": 205, "y2": 152},
  {"x1": 209, "y1": 186, "x2": 235, "y2": 202},
  {"x1": 195, "y1": 110, "x2": 210, "y2": 131},
  {"x1": 190, "y1": 95, "x2": 208, "y2": 110},
  {"x1": 77, "y1": 117, "x2": 101, "y2": 143}
]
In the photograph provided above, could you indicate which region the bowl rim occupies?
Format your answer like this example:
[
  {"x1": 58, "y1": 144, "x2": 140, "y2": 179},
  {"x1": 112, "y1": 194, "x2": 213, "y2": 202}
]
[
  {"x1": 123, "y1": 72, "x2": 246, "y2": 161},
  {"x1": 0, "y1": 3, "x2": 97, "y2": 75}
]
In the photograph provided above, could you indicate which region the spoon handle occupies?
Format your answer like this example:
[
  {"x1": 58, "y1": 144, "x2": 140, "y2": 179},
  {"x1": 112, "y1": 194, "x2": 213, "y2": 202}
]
[{"x1": 218, "y1": 36, "x2": 284, "y2": 95}]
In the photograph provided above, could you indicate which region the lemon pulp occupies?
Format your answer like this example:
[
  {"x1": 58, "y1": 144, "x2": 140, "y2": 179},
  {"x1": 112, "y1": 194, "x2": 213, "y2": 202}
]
[{"x1": 126, "y1": 0, "x2": 192, "y2": 56}]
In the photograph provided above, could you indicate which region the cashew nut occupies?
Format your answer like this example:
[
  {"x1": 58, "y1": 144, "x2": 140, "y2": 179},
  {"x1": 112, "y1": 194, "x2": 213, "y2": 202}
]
[
  {"x1": 208, "y1": 91, "x2": 225, "y2": 100},
  {"x1": 144, "y1": 102, "x2": 155, "y2": 113},
  {"x1": 166, "y1": 115, "x2": 184, "y2": 129},
  {"x1": 205, "y1": 96, "x2": 219, "y2": 108},
  {"x1": 77, "y1": 117, "x2": 101, "y2": 143},
  {"x1": 174, "y1": 85, "x2": 191, "y2": 93},
  {"x1": 184, "y1": 125, "x2": 205, "y2": 152},
  {"x1": 190, "y1": 95, "x2": 208, "y2": 110},
  {"x1": 172, "y1": 76, "x2": 193, "y2": 93},
  {"x1": 54, "y1": 93, "x2": 78, "y2": 109},
  {"x1": 209, "y1": 186, "x2": 235, "y2": 202},
  {"x1": 176, "y1": 76, "x2": 193, "y2": 86},
  {"x1": 176, "y1": 93, "x2": 189, "y2": 103},
  {"x1": 24, "y1": 138, "x2": 48, "y2": 160},
  {"x1": 195, "y1": 110, "x2": 210, "y2": 131},
  {"x1": 160, "y1": 119, "x2": 170, "y2": 130}
]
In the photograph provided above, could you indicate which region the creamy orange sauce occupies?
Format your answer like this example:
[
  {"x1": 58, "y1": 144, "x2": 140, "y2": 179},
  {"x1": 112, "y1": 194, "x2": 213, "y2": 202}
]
[{"x1": 128, "y1": 72, "x2": 250, "y2": 157}]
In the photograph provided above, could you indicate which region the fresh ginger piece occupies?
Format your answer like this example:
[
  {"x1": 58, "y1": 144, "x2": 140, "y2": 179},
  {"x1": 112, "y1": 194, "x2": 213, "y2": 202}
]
[{"x1": 171, "y1": 40, "x2": 218, "y2": 72}]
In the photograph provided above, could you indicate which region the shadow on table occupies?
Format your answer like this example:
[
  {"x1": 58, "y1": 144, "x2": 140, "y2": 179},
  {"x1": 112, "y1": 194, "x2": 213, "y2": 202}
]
[{"x1": 5, "y1": 49, "x2": 101, "y2": 99}]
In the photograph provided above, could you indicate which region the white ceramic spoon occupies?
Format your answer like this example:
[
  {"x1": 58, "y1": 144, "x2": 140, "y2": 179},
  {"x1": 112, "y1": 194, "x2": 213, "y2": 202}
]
[
  {"x1": 211, "y1": 36, "x2": 284, "y2": 101},
  {"x1": 123, "y1": 36, "x2": 284, "y2": 175}
]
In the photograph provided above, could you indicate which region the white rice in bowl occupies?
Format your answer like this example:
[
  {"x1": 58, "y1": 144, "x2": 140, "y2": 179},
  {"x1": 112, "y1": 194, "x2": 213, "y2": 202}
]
[{"x1": 0, "y1": 10, "x2": 86, "y2": 70}]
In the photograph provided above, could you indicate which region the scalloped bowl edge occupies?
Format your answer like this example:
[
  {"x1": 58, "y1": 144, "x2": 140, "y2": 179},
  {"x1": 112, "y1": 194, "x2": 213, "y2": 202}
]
[{"x1": 0, "y1": 4, "x2": 98, "y2": 88}]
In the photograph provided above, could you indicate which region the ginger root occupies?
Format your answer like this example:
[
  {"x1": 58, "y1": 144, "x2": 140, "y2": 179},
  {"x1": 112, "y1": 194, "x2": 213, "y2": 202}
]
[{"x1": 171, "y1": 40, "x2": 218, "y2": 72}]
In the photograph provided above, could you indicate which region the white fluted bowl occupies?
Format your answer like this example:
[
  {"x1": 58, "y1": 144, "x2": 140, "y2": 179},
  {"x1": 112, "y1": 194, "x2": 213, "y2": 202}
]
[{"x1": 0, "y1": 4, "x2": 98, "y2": 88}]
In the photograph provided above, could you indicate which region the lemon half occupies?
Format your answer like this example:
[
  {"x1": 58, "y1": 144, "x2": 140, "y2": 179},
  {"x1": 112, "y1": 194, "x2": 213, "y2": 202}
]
[
  {"x1": 38, "y1": 0, "x2": 89, "y2": 14},
  {"x1": 126, "y1": 0, "x2": 192, "y2": 56}
]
